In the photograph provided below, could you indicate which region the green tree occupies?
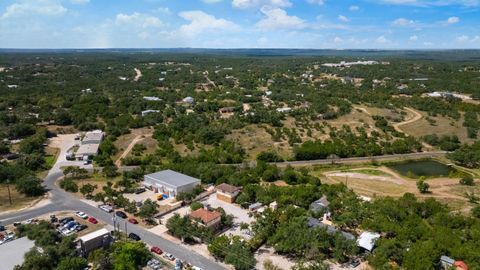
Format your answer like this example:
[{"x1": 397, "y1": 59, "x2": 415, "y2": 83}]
[
  {"x1": 15, "y1": 175, "x2": 45, "y2": 197},
  {"x1": 190, "y1": 201, "x2": 204, "y2": 211},
  {"x1": 416, "y1": 179, "x2": 430, "y2": 194},
  {"x1": 80, "y1": 183, "x2": 96, "y2": 198},
  {"x1": 88, "y1": 249, "x2": 113, "y2": 270},
  {"x1": 111, "y1": 241, "x2": 151, "y2": 270},
  {"x1": 138, "y1": 199, "x2": 158, "y2": 221},
  {"x1": 56, "y1": 257, "x2": 87, "y2": 270},
  {"x1": 459, "y1": 175, "x2": 475, "y2": 186},
  {"x1": 60, "y1": 179, "x2": 79, "y2": 193}
]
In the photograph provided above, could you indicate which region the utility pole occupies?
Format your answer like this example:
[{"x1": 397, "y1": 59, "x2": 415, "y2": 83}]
[
  {"x1": 6, "y1": 179, "x2": 12, "y2": 205},
  {"x1": 125, "y1": 221, "x2": 127, "y2": 241}
]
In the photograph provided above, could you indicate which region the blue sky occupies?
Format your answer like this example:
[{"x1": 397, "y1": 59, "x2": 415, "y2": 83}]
[{"x1": 0, "y1": 0, "x2": 479, "y2": 49}]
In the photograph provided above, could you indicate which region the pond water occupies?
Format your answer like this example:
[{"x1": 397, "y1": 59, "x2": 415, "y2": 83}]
[{"x1": 388, "y1": 160, "x2": 454, "y2": 177}]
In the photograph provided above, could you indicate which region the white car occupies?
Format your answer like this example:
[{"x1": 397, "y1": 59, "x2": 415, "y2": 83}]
[
  {"x1": 99, "y1": 205, "x2": 113, "y2": 213},
  {"x1": 163, "y1": 253, "x2": 174, "y2": 261},
  {"x1": 75, "y1": 211, "x2": 88, "y2": 219},
  {"x1": 192, "y1": 267, "x2": 204, "y2": 270}
]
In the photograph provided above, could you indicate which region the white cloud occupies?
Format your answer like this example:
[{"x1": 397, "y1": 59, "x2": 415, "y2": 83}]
[
  {"x1": 256, "y1": 6, "x2": 305, "y2": 30},
  {"x1": 446, "y1": 16, "x2": 460, "y2": 24},
  {"x1": 232, "y1": 0, "x2": 292, "y2": 9},
  {"x1": 455, "y1": 35, "x2": 480, "y2": 44},
  {"x1": 380, "y1": 0, "x2": 479, "y2": 6},
  {"x1": 423, "y1": 41, "x2": 433, "y2": 46},
  {"x1": 333, "y1": 36, "x2": 343, "y2": 43},
  {"x1": 1, "y1": 0, "x2": 67, "y2": 19},
  {"x1": 409, "y1": 35, "x2": 418, "y2": 41},
  {"x1": 153, "y1": 7, "x2": 171, "y2": 15},
  {"x1": 338, "y1": 15, "x2": 349, "y2": 22},
  {"x1": 392, "y1": 18, "x2": 415, "y2": 26},
  {"x1": 376, "y1": 35, "x2": 390, "y2": 44},
  {"x1": 202, "y1": 0, "x2": 223, "y2": 3},
  {"x1": 349, "y1": 5, "x2": 360, "y2": 11},
  {"x1": 70, "y1": 0, "x2": 89, "y2": 4},
  {"x1": 115, "y1": 12, "x2": 163, "y2": 28},
  {"x1": 178, "y1": 10, "x2": 239, "y2": 36},
  {"x1": 306, "y1": 0, "x2": 325, "y2": 5}
]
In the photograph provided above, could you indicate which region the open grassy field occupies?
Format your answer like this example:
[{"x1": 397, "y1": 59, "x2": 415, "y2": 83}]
[
  {"x1": 0, "y1": 184, "x2": 41, "y2": 212},
  {"x1": 311, "y1": 162, "x2": 479, "y2": 212},
  {"x1": 400, "y1": 112, "x2": 473, "y2": 143},
  {"x1": 228, "y1": 124, "x2": 293, "y2": 160}
]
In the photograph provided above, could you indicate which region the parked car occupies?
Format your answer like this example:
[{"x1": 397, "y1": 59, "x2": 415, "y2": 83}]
[
  {"x1": 75, "y1": 224, "x2": 87, "y2": 232},
  {"x1": 128, "y1": 233, "x2": 141, "y2": 241},
  {"x1": 99, "y1": 204, "x2": 113, "y2": 213},
  {"x1": 115, "y1": 211, "x2": 127, "y2": 219},
  {"x1": 13, "y1": 222, "x2": 21, "y2": 227},
  {"x1": 128, "y1": 218, "x2": 138, "y2": 224},
  {"x1": 0, "y1": 225, "x2": 5, "y2": 232},
  {"x1": 59, "y1": 217, "x2": 74, "y2": 226},
  {"x1": 75, "y1": 211, "x2": 88, "y2": 219},
  {"x1": 192, "y1": 267, "x2": 204, "y2": 270},
  {"x1": 50, "y1": 215, "x2": 58, "y2": 223},
  {"x1": 135, "y1": 187, "x2": 146, "y2": 194},
  {"x1": 150, "y1": 246, "x2": 163, "y2": 255},
  {"x1": 163, "y1": 253, "x2": 175, "y2": 261},
  {"x1": 87, "y1": 217, "x2": 98, "y2": 224}
]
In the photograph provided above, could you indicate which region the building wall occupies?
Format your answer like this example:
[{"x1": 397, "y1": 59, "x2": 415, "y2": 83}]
[
  {"x1": 216, "y1": 191, "x2": 235, "y2": 203},
  {"x1": 205, "y1": 217, "x2": 222, "y2": 228}
]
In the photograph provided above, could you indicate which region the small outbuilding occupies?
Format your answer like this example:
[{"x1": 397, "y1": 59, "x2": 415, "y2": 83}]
[
  {"x1": 144, "y1": 170, "x2": 201, "y2": 198},
  {"x1": 357, "y1": 231, "x2": 381, "y2": 252},
  {"x1": 216, "y1": 183, "x2": 241, "y2": 203},
  {"x1": 77, "y1": 228, "x2": 112, "y2": 256}
]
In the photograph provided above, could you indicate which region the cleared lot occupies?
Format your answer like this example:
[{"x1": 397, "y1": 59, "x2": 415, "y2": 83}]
[{"x1": 202, "y1": 194, "x2": 254, "y2": 239}]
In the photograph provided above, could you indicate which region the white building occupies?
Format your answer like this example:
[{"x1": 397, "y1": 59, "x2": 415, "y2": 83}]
[
  {"x1": 357, "y1": 231, "x2": 381, "y2": 252},
  {"x1": 144, "y1": 170, "x2": 201, "y2": 198},
  {"x1": 74, "y1": 130, "x2": 103, "y2": 160},
  {"x1": 141, "y1": 110, "x2": 160, "y2": 116}
]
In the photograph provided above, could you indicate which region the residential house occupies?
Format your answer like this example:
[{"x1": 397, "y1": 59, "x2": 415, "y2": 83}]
[
  {"x1": 216, "y1": 183, "x2": 241, "y2": 203},
  {"x1": 190, "y1": 208, "x2": 222, "y2": 229},
  {"x1": 307, "y1": 217, "x2": 355, "y2": 241}
]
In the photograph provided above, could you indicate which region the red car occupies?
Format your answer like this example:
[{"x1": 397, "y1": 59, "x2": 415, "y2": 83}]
[
  {"x1": 87, "y1": 217, "x2": 98, "y2": 224},
  {"x1": 128, "y1": 218, "x2": 138, "y2": 224},
  {"x1": 150, "y1": 246, "x2": 163, "y2": 255}
]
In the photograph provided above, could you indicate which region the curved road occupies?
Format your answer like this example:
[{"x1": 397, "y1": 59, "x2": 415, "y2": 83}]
[{"x1": 0, "y1": 170, "x2": 226, "y2": 270}]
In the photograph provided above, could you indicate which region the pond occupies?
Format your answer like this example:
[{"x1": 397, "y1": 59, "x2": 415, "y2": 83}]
[{"x1": 387, "y1": 160, "x2": 455, "y2": 178}]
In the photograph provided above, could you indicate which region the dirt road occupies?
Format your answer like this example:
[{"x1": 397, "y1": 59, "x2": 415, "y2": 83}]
[
  {"x1": 114, "y1": 134, "x2": 152, "y2": 167},
  {"x1": 134, "y1": 68, "x2": 142, "y2": 82}
]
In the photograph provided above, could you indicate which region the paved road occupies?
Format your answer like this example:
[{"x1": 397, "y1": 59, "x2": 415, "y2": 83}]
[
  {"x1": 0, "y1": 165, "x2": 226, "y2": 270},
  {"x1": 270, "y1": 151, "x2": 448, "y2": 166}
]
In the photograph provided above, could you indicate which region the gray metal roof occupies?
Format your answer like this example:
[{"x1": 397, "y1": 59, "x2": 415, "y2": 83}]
[
  {"x1": 357, "y1": 231, "x2": 381, "y2": 251},
  {"x1": 145, "y1": 169, "x2": 200, "y2": 188},
  {"x1": 307, "y1": 217, "x2": 355, "y2": 241},
  {"x1": 0, "y1": 237, "x2": 35, "y2": 270},
  {"x1": 440, "y1": 255, "x2": 455, "y2": 264},
  {"x1": 310, "y1": 195, "x2": 330, "y2": 212}
]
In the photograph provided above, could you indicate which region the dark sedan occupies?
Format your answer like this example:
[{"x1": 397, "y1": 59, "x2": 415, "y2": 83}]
[
  {"x1": 115, "y1": 211, "x2": 127, "y2": 219},
  {"x1": 128, "y1": 233, "x2": 141, "y2": 241}
]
